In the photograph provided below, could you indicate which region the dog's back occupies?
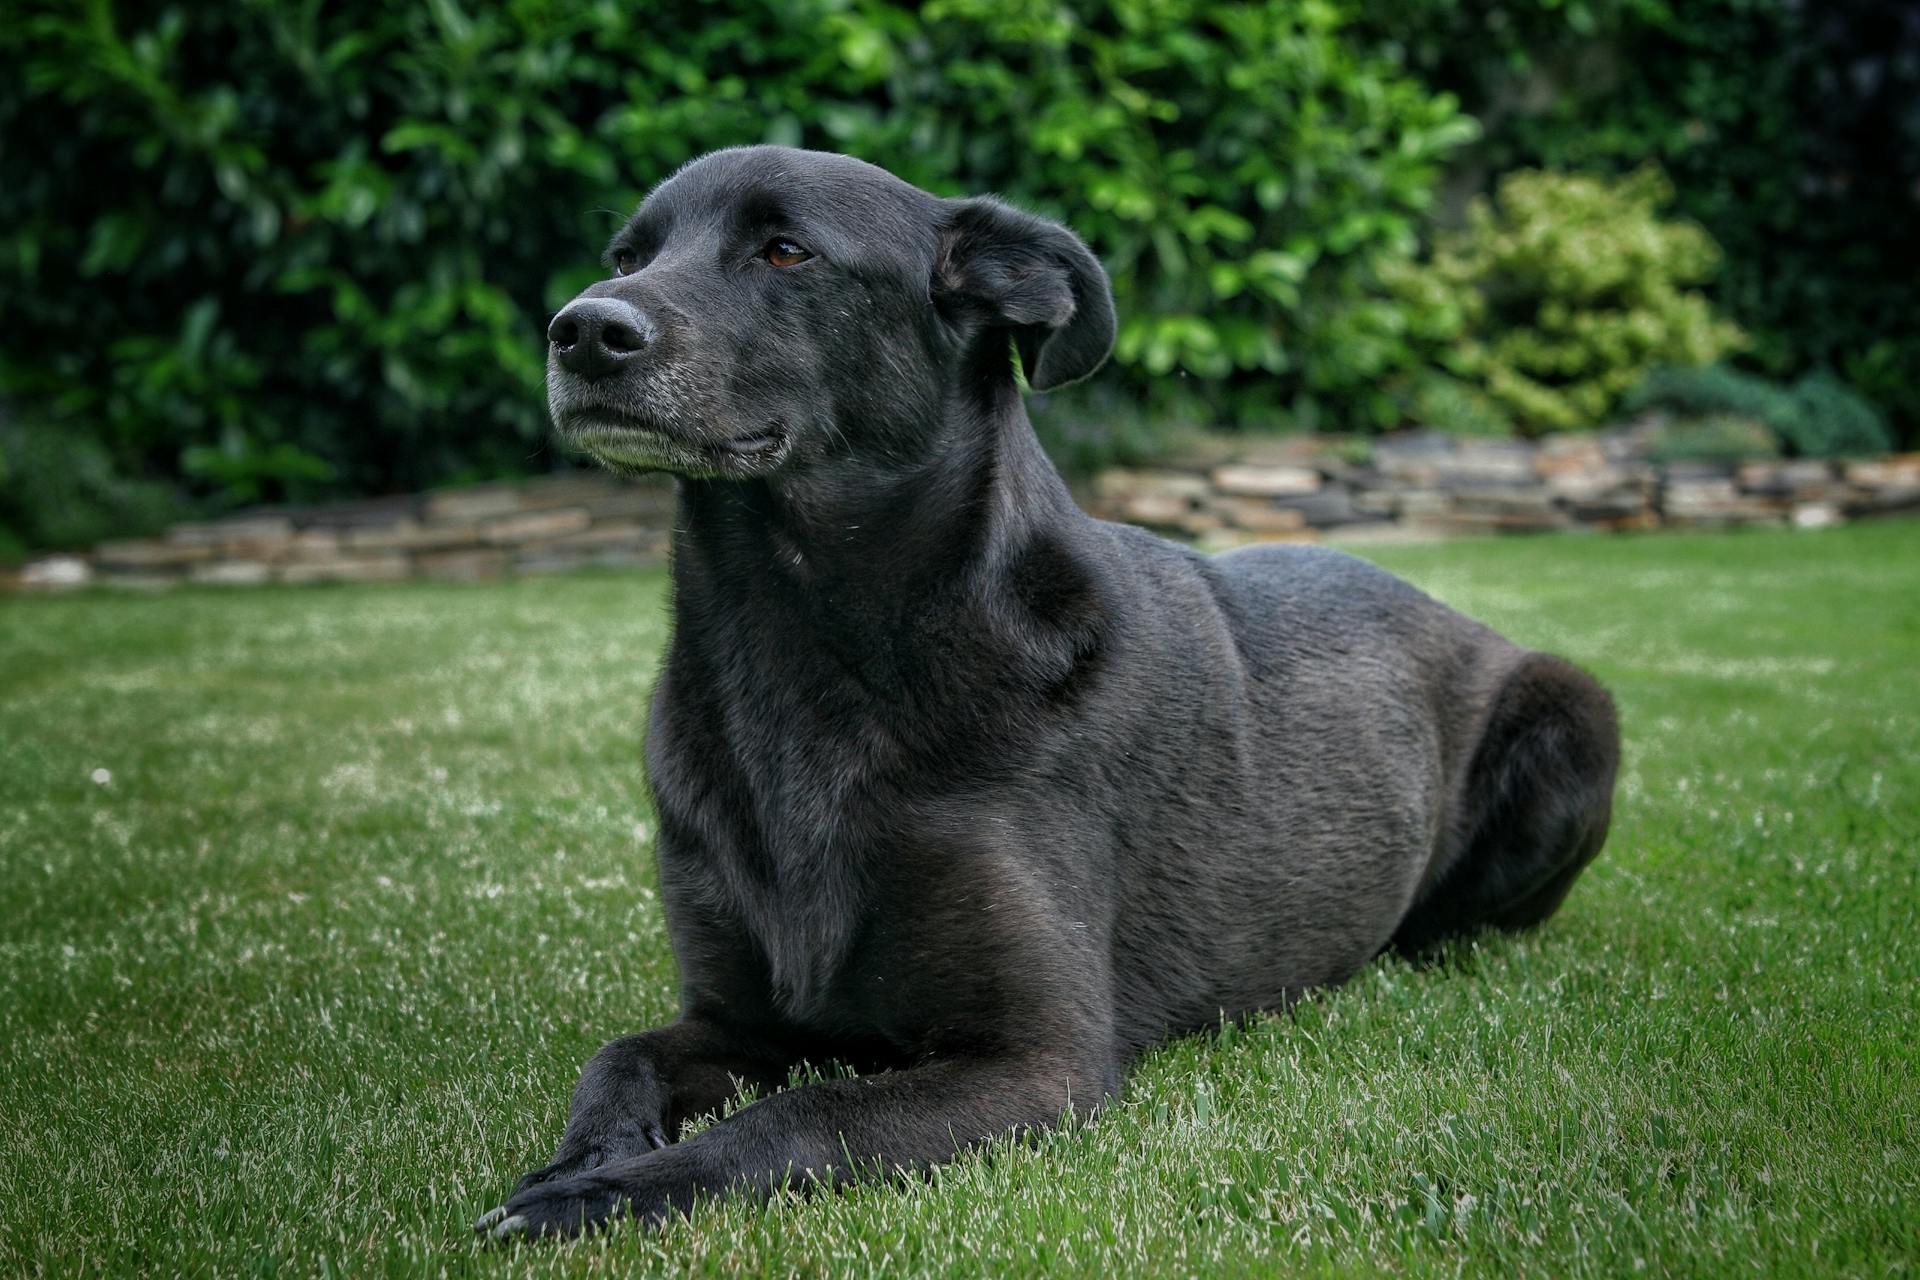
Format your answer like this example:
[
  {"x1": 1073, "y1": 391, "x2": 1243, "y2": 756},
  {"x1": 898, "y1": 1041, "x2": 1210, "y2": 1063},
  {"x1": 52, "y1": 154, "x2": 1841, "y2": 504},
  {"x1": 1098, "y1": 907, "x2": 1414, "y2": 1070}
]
[{"x1": 1072, "y1": 528, "x2": 1530, "y2": 1054}]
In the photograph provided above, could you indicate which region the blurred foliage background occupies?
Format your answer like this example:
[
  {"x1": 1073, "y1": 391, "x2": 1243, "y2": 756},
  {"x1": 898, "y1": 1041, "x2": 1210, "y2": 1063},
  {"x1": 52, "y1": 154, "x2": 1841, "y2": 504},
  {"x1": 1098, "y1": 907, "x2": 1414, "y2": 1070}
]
[{"x1": 1, "y1": 0, "x2": 1914, "y2": 553}]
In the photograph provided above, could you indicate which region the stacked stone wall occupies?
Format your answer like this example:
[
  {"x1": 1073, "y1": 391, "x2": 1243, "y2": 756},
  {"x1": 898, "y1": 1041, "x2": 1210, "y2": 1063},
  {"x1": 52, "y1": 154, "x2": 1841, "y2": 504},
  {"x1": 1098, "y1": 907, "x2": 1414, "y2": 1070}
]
[
  {"x1": 1085, "y1": 430, "x2": 1920, "y2": 549},
  {"x1": 15, "y1": 474, "x2": 674, "y2": 590},
  {"x1": 12, "y1": 431, "x2": 1920, "y2": 590}
]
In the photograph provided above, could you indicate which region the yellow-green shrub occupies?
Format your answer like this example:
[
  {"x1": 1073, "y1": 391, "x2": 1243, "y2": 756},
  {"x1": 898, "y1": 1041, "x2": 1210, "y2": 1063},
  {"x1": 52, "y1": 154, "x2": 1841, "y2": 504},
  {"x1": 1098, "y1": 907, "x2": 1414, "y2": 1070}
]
[{"x1": 1387, "y1": 168, "x2": 1744, "y2": 434}]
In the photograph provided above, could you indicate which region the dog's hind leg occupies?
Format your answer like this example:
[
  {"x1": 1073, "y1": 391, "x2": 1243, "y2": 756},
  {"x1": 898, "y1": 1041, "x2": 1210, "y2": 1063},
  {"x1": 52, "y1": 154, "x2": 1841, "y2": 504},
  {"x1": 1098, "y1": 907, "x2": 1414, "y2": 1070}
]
[{"x1": 1391, "y1": 653, "x2": 1620, "y2": 958}]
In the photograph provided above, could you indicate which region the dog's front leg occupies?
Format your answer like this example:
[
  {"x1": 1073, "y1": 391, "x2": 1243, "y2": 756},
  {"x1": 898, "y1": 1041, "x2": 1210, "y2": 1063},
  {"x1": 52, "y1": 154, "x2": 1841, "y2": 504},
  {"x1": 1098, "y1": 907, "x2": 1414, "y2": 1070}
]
[
  {"x1": 482, "y1": 1050, "x2": 1110, "y2": 1239},
  {"x1": 489, "y1": 1017, "x2": 791, "y2": 1211}
]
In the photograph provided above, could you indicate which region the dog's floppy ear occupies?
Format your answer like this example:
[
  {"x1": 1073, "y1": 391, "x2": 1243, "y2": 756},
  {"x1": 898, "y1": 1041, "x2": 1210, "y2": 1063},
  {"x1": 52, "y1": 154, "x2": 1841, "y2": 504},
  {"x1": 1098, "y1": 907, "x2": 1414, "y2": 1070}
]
[{"x1": 935, "y1": 196, "x2": 1116, "y2": 391}]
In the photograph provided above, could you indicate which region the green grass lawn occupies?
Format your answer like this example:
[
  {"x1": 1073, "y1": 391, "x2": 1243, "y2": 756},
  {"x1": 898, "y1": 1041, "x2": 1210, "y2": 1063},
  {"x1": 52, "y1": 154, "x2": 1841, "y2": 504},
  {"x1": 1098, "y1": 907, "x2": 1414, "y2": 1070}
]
[{"x1": 2, "y1": 522, "x2": 1915, "y2": 1278}]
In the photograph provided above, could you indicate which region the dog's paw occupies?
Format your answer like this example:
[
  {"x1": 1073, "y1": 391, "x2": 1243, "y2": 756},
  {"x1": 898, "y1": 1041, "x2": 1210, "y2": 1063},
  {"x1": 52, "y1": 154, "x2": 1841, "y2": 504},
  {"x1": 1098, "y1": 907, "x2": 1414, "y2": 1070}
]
[{"x1": 475, "y1": 1160, "x2": 675, "y2": 1241}]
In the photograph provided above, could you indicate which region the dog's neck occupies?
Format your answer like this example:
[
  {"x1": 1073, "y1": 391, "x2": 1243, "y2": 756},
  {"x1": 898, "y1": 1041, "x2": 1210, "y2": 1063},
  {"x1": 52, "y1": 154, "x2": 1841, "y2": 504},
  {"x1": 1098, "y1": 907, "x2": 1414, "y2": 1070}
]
[
  {"x1": 658, "y1": 382, "x2": 1095, "y2": 721},
  {"x1": 674, "y1": 389, "x2": 1077, "y2": 604}
]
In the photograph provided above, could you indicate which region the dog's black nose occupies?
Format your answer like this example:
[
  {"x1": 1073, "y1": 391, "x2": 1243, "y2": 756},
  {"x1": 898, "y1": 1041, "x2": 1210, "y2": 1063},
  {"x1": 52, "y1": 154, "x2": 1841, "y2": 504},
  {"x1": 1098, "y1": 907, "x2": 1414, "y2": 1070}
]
[{"x1": 548, "y1": 298, "x2": 650, "y2": 379}]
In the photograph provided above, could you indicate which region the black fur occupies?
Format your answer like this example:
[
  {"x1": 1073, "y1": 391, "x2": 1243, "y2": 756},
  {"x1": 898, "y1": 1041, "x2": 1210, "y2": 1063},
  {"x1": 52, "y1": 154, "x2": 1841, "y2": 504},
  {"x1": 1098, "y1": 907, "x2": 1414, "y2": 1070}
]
[{"x1": 477, "y1": 146, "x2": 1621, "y2": 1240}]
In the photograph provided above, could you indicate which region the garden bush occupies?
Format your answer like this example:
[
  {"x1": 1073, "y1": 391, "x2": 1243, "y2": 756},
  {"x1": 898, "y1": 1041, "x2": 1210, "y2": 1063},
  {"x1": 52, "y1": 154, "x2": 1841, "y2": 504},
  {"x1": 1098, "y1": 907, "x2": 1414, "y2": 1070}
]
[
  {"x1": 1405, "y1": 375, "x2": 1511, "y2": 438},
  {"x1": 1383, "y1": 168, "x2": 1744, "y2": 434},
  {"x1": 1362, "y1": 0, "x2": 1920, "y2": 444},
  {"x1": 0, "y1": 0, "x2": 1476, "y2": 549},
  {"x1": 1629, "y1": 364, "x2": 1893, "y2": 460},
  {"x1": 0, "y1": 414, "x2": 182, "y2": 561}
]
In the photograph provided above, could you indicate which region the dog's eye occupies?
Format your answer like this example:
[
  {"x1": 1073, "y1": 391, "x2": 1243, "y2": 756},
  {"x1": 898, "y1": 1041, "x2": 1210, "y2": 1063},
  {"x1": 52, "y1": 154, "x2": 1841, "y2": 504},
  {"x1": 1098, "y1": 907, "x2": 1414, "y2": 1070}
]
[
  {"x1": 763, "y1": 239, "x2": 812, "y2": 268},
  {"x1": 613, "y1": 249, "x2": 639, "y2": 277}
]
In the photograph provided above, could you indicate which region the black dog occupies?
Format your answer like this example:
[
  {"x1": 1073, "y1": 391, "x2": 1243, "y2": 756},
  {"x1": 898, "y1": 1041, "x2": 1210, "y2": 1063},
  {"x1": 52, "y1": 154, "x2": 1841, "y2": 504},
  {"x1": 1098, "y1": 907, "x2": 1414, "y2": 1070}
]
[{"x1": 475, "y1": 147, "x2": 1619, "y2": 1239}]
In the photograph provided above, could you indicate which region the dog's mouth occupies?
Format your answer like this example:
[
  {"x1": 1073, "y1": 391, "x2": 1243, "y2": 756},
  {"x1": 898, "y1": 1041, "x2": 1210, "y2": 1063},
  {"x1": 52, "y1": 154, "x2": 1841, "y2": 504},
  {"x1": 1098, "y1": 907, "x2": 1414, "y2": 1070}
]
[
  {"x1": 711, "y1": 428, "x2": 786, "y2": 458},
  {"x1": 558, "y1": 414, "x2": 790, "y2": 477}
]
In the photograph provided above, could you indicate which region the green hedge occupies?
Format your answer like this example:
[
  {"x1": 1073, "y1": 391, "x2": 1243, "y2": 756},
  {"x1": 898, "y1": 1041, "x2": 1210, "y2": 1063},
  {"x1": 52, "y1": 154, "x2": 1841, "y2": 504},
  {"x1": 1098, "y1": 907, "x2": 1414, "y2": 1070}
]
[
  {"x1": 0, "y1": 0, "x2": 1473, "y2": 546},
  {"x1": 4, "y1": 1, "x2": 1909, "y2": 552}
]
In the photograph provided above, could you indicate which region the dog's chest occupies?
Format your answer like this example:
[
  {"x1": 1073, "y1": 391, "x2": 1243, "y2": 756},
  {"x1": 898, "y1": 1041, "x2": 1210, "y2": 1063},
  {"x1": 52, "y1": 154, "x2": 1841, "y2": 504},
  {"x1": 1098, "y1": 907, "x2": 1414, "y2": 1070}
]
[{"x1": 653, "y1": 669, "x2": 903, "y2": 1025}]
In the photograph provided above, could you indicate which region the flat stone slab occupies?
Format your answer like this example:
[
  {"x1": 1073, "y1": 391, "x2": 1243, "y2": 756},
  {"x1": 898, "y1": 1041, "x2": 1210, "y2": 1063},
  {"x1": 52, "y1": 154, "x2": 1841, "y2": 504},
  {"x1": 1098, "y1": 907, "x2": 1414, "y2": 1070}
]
[
  {"x1": 534, "y1": 521, "x2": 664, "y2": 551},
  {"x1": 278, "y1": 555, "x2": 409, "y2": 584},
  {"x1": 1792, "y1": 502, "x2": 1844, "y2": 529},
  {"x1": 1433, "y1": 447, "x2": 1537, "y2": 487},
  {"x1": 1268, "y1": 489, "x2": 1364, "y2": 527},
  {"x1": 1737, "y1": 460, "x2": 1835, "y2": 496},
  {"x1": 344, "y1": 520, "x2": 481, "y2": 552},
  {"x1": 424, "y1": 485, "x2": 524, "y2": 523},
  {"x1": 514, "y1": 546, "x2": 664, "y2": 574},
  {"x1": 1845, "y1": 455, "x2": 1920, "y2": 489},
  {"x1": 190, "y1": 561, "x2": 273, "y2": 586},
  {"x1": 1209, "y1": 464, "x2": 1322, "y2": 498},
  {"x1": 20, "y1": 554, "x2": 92, "y2": 589},
  {"x1": 482, "y1": 509, "x2": 593, "y2": 545},
  {"x1": 95, "y1": 539, "x2": 213, "y2": 568},
  {"x1": 1213, "y1": 497, "x2": 1307, "y2": 532}
]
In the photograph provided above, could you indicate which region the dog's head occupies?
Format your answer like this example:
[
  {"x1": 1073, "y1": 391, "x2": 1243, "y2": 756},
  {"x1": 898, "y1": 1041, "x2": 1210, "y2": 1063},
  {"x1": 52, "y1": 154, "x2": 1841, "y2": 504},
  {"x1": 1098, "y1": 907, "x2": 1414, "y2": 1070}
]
[{"x1": 546, "y1": 147, "x2": 1115, "y2": 479}]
